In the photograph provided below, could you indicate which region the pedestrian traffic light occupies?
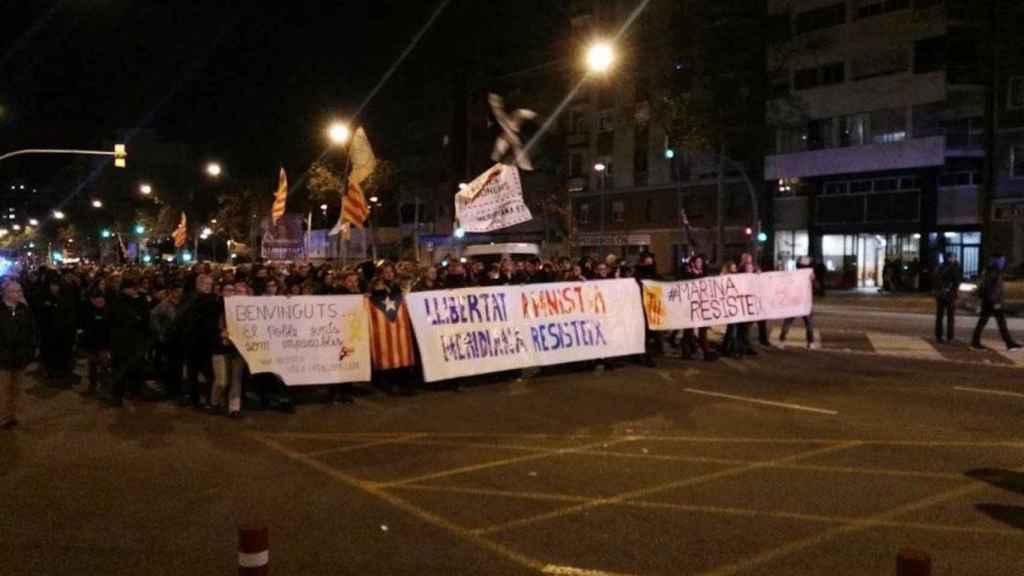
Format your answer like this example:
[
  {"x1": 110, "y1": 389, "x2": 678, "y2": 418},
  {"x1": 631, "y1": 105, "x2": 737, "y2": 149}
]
[
  {"x1": 100, "y1": 229, "x2": 111, "y2": 239},
  {"x1": 757, "y1": 232, "x2": 768, "y2": 243},
  {"x1": 665, "y1": 148, "x2": 675, "y2": 160},
  {"x1": 744, "y1": 227, "x2": 753, "y2": 236},
  {"x1": 134, "y1": 223, "x2": 145, "y2": 235}
]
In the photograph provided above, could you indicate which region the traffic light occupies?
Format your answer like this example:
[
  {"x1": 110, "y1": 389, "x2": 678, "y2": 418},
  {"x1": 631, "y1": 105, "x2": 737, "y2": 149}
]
[
  {"x1": 100, "y1": 229, "x2": 111, "y2": 239},
  {"x1": 134, "y1": 223, "x2": 145, "y2": 235},
  {"x1": 757, "y1": 232, "x2": 768, "y2": 243},
  {"x1": 744, "y1": 227, "x2": 753, "y2": 236},
  {"x1": 114, "y1": 144, "x2": 127, "y2": 168}
]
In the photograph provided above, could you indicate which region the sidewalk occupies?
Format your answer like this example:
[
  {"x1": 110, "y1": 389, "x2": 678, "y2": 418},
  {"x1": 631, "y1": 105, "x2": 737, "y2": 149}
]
[{"x1": 817, "y1": 283, "x2": 1024, "y2": 317}]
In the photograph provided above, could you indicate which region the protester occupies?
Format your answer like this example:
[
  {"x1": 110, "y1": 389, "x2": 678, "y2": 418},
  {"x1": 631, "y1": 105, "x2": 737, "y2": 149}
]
[
  {"x1": 676, "y1": 255, "x2": 717, "y2": 362},
  {"x1": 151, "y1": 285, "x2": 183, "y2": 399},
  {"x1": 933, "y1": 253, "x2": 963, "y2": 343},
  {"x1": 108, "y1": 277, "x2": 151, "y2": 406},
  {"x1": 210, "y1": 283, "x2": 244, "y2": 417},
  {"x1": 36, "y1": 273, "x2": 77, "y2": 381},
  {"x1": 780, "y1": 256, "x2": 817, "y2": 349},
  {"x1": 184, "y1": 274, "x2": 220, "y2": 409},
  {"x1": 0, "y1": 280, "x2": 35, "y2": 430},
  {"x1": 971, "y1": 254, "x2": 1022, "y2": 352},
  {"x1": 80, "y1": 289, "x2": 112, "y2": 395}
]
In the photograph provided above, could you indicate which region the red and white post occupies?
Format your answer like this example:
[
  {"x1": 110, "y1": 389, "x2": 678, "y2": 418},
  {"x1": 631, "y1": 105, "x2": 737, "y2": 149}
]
[{"x1": 238, "y1": 527, "x2": 269, "y2": 575}]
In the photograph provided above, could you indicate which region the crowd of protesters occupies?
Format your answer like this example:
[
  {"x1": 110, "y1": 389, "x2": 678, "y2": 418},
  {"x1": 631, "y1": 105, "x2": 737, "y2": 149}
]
[{"x1": 0, "y1": 250, "x2": 818, "y2": 431}]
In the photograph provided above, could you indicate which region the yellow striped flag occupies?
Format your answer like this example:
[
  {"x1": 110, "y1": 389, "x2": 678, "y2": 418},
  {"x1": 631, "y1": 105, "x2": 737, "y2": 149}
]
[
  {"x1": 172, "y1": 213, "x2": 188, "y2": 248},
  {"x1": 271, "y1": 167, "x2": 288, "y2": 225},
  {"x1": 332, "y1": 127, "x2": 376, "y2": 234}
]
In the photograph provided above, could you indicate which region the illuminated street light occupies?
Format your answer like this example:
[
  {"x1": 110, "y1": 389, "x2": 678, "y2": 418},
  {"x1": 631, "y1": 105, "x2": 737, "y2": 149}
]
[
  {"x1": 585, "y1": 41, "x2": 615, "y2": 73},
  {"x1": 454, "y1": 226, "x2": 466, "y2": 239},
  {"x1": 202, "y1": 227, "x2": 213, "y2": 236},
  {"x1": 0, "y1": 229, "x2": 7, "y2": 237},
  {"x1": 182, "y1": 251, "x2": 193, "y2": 262},
  {"x1": 319, "y1": 204, "x2": 328, "y2": 211},
  {"x1": 327, "y1": 121, "x2": 351, "y2": 145},
  {"x1": 206, "y1": 162, "x2": 223, "y2": 177},
  {"x1": 140, "y1": 184, "x2": 153, "y2": 195},
  {"x1": 100, "y1": 229, "x2": 112, "y2": 239},
  {"x1": 134, "y1": 223, "x2": 145, "y2": 235},
  {"x1": 594, "y1": 163, "x2": 607, "y2": 172},
  {"x1": 12, "y1": 224, "x2": 20, "y2": 231},
  {"x1": 91, "y1": 199, "x2": 103, "y2": 208},
  {"x1": 53, "y1": 210, "x2": 65, "y2": 220},
  {"x1": 28, "y1": 218, "x2": 39, "y2": 227},
  {"x1": 210, "y1": 219, "x2": 217, "y2": 224},
  {"x1": 369, "y1": 196, "x2": 380, "y2": 204}
]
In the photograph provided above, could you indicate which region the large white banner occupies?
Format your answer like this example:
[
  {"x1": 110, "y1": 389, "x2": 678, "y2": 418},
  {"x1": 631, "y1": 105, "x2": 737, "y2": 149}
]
[
  {"x1": 642, "y1": 270, "x2": 814, "y2": 331},
  {"x1": 224, "y1": 296, "x2": 371, "y2": 386},
  {"x1": 455, "y1": 163, "x2": 532, "y2": 233},
  {"x1": 407, "y1": 279, "x2": 646, "y2": 382}
]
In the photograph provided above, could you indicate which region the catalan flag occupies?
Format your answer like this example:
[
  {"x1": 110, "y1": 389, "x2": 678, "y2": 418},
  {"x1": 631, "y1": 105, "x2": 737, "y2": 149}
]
[
  {"x1": 271, "y1": 167, "x2": 288, "y2": 225},
  {"x1": 368, "y1": 286, "x2": 416, "y2": 371},
  {"x1": 332, "y1": 127, "x2": 376, "y2": 234},
  {"x1": 172, "y1": 213, "x2": 188, "y2": 248}
]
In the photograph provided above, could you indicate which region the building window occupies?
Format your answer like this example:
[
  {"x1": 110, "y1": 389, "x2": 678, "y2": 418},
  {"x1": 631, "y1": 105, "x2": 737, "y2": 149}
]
[
  {"x1": 914, "y1": 36, "x2": 946, "y2": 74},
  {"x1": 569, "y1": 153, "x2": 584, "y2": 178},
  {"x1": 839, "y1": 113, "x2": 868, "y2": 147},
  {"x1": 1012, "y1": 146, "x2": 1024, "y2": 179},
  {"x1": 870, "y1": 108, "x2": 907, "y2": 144},
  {"x1": 855, "y1": 0, "x2": 910, "y2": 19},
  {"x1": 807, "y1": 118, "x2": 836, "y2": 150},
  {"x1": 794, "y1": 62, "x2": 845, "y2": 90},
  {"x1": 597, "y1": 131, "x2": 614, "y2": 156},
  {"x1": 634, "y1": 125, "x2": 649, "y2": 186},
  {"x1": 611, "y1": 201, "x2": 625, "y2": 223},
  {"x1": 597, "y1": 110, "x2": 615, "y2": 133},
  {"x1": 851, "y1": 48, "x2": 909, "y2": 80},
  {"x1": 945, "y1": 116, "x2": 984, "y2": 149},
  {"x1": 578, "y1": 203, "x2": 590, "y2": 225},
  {"x1": 569, "y1": 110, "x2": 587, "y2": 135},
  {"x1": 1009, "y1": 76, "x2": 1024, "y2": 110},
  {"x1": 795, "y1": 3, "x2": 845, "y2": 35}
]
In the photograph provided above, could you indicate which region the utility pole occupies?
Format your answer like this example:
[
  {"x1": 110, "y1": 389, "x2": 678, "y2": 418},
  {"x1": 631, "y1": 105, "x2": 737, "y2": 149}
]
[{"x1": 980, "y1": 0, "x2": 999, "y2": 264}]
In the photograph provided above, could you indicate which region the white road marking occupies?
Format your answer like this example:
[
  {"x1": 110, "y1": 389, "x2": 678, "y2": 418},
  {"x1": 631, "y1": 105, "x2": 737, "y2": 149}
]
[
  {"x1": 865, "y1": 332, "x2": 944, "y2": 361},
  {"x1": 684, "y1": 388, "x2": 838, "y2": 416},
  {"x1": 542, "y1": 564, "x2": 636, "y2": 576},
  {"x1": 954, "y1": 386, "x2": 1024, "y2": 399}
]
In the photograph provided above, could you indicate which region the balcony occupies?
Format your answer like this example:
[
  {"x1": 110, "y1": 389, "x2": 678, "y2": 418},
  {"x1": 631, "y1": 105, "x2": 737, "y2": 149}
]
[{"x1": 766, "y1": 136, "x2": 945, "y2": 179}]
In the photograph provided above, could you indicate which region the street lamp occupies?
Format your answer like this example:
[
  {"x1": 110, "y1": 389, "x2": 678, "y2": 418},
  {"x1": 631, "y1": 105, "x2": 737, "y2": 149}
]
[
  {"x1": 594, "y1": 163, "x2": 607, "y2": 172},
  {"x1": 52, "y1": 210, "x2": 65, "y2": 220},
  {"x1": 12, "y1": 224, "x2": 20, "y2": 231},
  {"x1": 585, "y1": 41, "x2": 615, "y2": 73},
  {"x1": 139, "y1": 184, "x2": 153, "y2": 195},
  {"x1": 206, "y1": 162, "x2": 222, "y2": 178},
  {"x1": 369, "y1": 196, "x2": 380, "y2": 204},
  {"x1": 134, "y1": 223, "x2": 145, "y2": 235},
  {"x1": 28, "y1": 218, "x2": 38, "y2": 226},
  {"x1": 327, "y1": 121, "x2": 351, "y2": 146},
  {"x1": 91, "y1": 199, "x2": 103, "y2": 208}
]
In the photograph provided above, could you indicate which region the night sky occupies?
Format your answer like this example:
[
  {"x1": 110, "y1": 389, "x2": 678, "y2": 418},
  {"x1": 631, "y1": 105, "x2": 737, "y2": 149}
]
[{"x1": 1, "y1": 0, "x2": 551, "y2": 186}]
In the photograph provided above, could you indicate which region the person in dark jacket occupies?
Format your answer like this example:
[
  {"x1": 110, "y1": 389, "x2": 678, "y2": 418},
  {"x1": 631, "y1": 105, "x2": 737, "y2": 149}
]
[
  {"x1": 80, "y1": 289, "x2": 112, "y2": 395},
  {"x1": 971, "y1": 254, "x2": 1022, "y2": 352},
  {"x1": 634, "y1": 252, "x2": 660, "y2": 367},
  {"x1": 184, "y1": 274, "x2": 220, "y2": 409},
  {"x1": 1, "y1": 279, "x2": 36, "y2": 429},
  {"x1": 108, "y1": 277, "x2": 151, "y2": 406},
  {"x1": 210, "y1": 283, "x2": 244, "y2": 417},
  {"x1": 933, "y1": 253, "x2": 963, "y2": 343},
  {"x1": 676, "y1": 255, "x2": 717, "y2": 361},
  {"x1": 36, "y1": 275, "x2": 77, "y2": 381}
]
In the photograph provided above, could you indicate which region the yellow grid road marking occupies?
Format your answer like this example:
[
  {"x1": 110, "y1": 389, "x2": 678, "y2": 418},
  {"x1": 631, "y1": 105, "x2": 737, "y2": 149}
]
[
  {"x1": 697, "y1": 464, "x2": 1024, "y2": 576},
  {"x1": 473, "y1": 442, "x2": 863, "y2": 536}
]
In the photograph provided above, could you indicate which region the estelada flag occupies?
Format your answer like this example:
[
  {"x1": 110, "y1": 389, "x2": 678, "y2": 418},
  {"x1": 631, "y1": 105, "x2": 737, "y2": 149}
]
[
  {"x1": 368, "y1": 285, "x2": 415, "y2": 371},
  {"x1": 271, "y1": 167, "x2": 288, "y2": 225},
  {"x1": 332, "y1": 127, "x2": 376, "y2": 234},
  {"x1": 172, "y1": 213, "x2": 188, "y2": 248}
]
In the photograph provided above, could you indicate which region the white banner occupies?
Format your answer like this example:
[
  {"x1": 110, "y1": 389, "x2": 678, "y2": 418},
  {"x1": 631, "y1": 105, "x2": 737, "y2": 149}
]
[
  {"x1": 455, "y1": 163, "x2": 532, "y2": 233},
  {"x1": 407, "y1": 279, "x2": 646, "y2": 382},
  {"x1": 224, "y1": 296, "x2": 371, "y2": 386},
  {"x1": 642, "y1": 270, "x2": 814, "y2": 331}
]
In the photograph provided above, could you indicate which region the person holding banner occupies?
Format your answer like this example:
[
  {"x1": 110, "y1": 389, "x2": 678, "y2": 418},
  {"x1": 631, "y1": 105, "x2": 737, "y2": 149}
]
[
  {"x1": 368, "y1": 271, "x2": 417, "y2": 395},
  {"x1": 674, "y1": 255, "x2": 717, "y2": 362},
  {"x1": 741, "y1": 253, "x2": 772, "y2": 348},
  {"x1": 210, "y1": 283, "x2": 244, "y2": 417},
  {"x1": 780, "y1": 256, "x2": 817, "y2": 348}
]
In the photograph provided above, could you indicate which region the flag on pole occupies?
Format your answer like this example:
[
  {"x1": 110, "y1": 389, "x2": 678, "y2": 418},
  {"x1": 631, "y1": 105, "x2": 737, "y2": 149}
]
[
  {"x1": 331, "y1": 127, "x2": 376, "y2": 234},
  {"x1": 172, "y1": 213, "x2": 188, "y2": 248},
  {"x1": 271, "y1": 167, "x2": 288, "y2": 225},
  {"x1": 368, "y1": 286, "x2": 415, "y2": 370}
]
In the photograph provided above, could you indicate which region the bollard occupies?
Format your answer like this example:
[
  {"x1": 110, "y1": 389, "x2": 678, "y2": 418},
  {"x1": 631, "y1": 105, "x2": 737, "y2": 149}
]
[
  {"x1": 897, "y1": 547, "x2": 931, "y2": 576},
  {"x1": 238, "y1": 527, "x2": 269, "y2": 575}
]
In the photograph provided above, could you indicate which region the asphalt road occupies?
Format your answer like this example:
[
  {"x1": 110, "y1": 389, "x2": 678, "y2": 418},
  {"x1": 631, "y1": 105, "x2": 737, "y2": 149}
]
[{"x1": 2, "y1": 324, "x2": 1024, "y2": 575}]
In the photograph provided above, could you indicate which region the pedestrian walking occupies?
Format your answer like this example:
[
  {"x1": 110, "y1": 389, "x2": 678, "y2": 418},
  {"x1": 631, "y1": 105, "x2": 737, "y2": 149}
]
[
  {"x1": 0, "y1": 280, "x2": 36, "y2": 430},
  {"x1": 933, "y1": 253, "x2": 963, "y2": 343},
  {"x1": 971, "y1": 254, "x2": 1022, "y2": 352}
]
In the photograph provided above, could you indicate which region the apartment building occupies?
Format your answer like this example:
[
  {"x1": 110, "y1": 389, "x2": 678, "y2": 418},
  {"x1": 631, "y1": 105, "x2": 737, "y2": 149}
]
[{"x1": 767, "y1": 0, "x2": 1000, "y2": 287}]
